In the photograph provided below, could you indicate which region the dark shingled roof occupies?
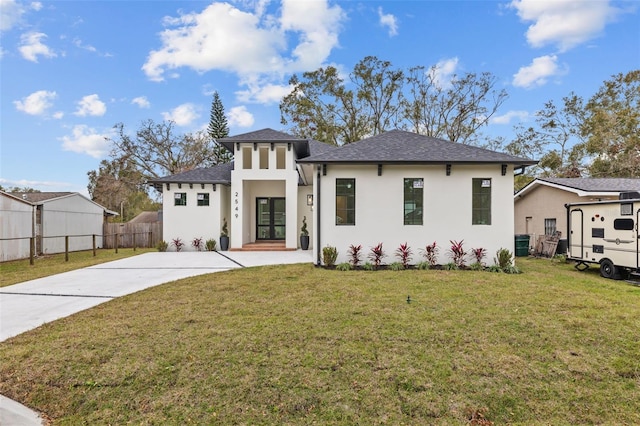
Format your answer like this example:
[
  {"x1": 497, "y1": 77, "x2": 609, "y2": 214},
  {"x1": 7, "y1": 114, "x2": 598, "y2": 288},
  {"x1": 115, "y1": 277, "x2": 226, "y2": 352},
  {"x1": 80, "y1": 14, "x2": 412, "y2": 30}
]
[
  {"x1": 538, "y1": 177, "x2": 640, "y2": 192},
  {"x1": 218, "y1": 128, "x2": 338, "y2": 158},
  {"x1": 13, "y1": 192, "x2": 74, "y2": 203},
  {"x1": 148, "y1": 162, "x2": 234, "y2": 185},
  {"x1": 298, "y1": 129, "x2": 536, "y2": 165}
]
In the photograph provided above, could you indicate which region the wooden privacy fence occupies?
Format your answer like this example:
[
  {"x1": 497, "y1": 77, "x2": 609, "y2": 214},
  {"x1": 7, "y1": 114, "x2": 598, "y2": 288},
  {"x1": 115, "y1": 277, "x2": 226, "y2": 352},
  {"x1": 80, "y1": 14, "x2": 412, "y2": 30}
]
[{"x1": 103, "y1": 222, "x2": 162, "y2": 249}]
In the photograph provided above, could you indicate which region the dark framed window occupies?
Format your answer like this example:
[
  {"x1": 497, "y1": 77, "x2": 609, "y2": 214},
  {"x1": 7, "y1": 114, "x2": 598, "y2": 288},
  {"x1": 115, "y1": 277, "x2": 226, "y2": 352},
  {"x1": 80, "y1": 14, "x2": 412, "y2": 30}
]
[
  {"x1": 404, "y1": 178, "x2": 423, "y2": 225},
  {"x1": 544, "y1": 218, "x2": 556, "y2": 235},
  {"x1": 614, "y1": 218, "x2": 634, "y2": 230},
  {"x1": 336, "y1": 178, "x2": 355, "y2": 225},
  {"x1": 472, "y1": 178, "x2": 491, "y2": 225},
  {"x1": 174, "y1": 192, "x2": 187, "y2": 206},
  {"x1": 197, "y1": 193, "x2": 210, "y2": 206}
]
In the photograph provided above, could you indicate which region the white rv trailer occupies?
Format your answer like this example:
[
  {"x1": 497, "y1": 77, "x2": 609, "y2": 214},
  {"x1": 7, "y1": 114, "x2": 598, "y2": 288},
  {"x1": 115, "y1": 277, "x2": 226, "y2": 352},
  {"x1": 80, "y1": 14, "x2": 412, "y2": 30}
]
[{"x1": 565, "y1": 194, "x2": 640, "y2": 279}]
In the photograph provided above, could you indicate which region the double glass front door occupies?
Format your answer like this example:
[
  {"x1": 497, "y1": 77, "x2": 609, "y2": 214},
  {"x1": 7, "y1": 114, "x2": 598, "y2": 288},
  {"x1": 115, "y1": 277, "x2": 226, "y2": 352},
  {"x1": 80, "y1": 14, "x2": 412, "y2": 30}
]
[{"x1": 256, "y1": 197, "x2": 285, "y2": 240}]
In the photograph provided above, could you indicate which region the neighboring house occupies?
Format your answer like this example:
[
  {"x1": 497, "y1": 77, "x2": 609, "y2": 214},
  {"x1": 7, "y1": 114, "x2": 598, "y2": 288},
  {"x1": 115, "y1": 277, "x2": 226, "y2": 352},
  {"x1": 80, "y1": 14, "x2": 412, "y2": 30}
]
[
  {"x1": 128, "y1": 211, "x2": 162, "y2": 224},
  {"x1": 0, "y1": 191, "x2": 34, "y2": 262},
  {"x1": 514, "y1": 178, "x2": 640, "y2": 245},
  {"x1": 150, "y1": 128, "x2": 535, "y2": 265},
  {"x1": 0, "y1": 192, "x2": 116, "y2": 260}
]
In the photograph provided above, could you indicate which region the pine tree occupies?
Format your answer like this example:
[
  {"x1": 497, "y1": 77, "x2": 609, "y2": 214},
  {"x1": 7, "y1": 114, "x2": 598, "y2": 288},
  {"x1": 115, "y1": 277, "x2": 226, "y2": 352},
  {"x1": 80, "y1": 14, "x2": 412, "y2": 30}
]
[{"x1": 208, "y1": 92, "x2": 232, "y2": 164}]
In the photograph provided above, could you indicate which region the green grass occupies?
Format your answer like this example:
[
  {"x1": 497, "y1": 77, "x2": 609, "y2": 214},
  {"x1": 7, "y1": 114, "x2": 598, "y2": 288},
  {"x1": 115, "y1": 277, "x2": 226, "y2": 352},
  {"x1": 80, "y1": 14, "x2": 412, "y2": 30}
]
[
  {"x1": 1, "y1": 258, "x2": 639, "y2": 424},
  {"x1": 0, "y1": 248, "x2": 155, "y2": 287}
]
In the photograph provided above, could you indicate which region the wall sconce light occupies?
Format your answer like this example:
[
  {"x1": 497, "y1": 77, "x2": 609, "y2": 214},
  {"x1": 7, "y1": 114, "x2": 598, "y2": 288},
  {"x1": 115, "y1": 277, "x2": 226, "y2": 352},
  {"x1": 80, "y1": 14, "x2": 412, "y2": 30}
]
[
  {"x1": 307, "y1": 194, "x2": 314, "y2": 206},
  {"x1": 446, "y1": 164, "x2": 452, "y2": 176},
  {"x1": 501, "y1": 164, "x2": 507, "y2": 176},
  {"x1": 166, "y1": 183, "x2": 170, "y2": 190}
]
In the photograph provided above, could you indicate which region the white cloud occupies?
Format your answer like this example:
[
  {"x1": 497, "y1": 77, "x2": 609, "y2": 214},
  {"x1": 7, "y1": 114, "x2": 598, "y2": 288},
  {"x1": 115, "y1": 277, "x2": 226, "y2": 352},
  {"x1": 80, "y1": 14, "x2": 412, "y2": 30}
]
[
  {"x1": 52, "y1": 111, "x2": 64, "y2": 119},
  {"x1": 429, "y1": 57, "x2": 459, "y2": 89},
  {"x1": 512, "y1": 55, "x2": 562, "y2": 88},
  {"x1": 0, "y1": 177, "x2": 73, "y2": 189},
  {"x1": 132, "y1": 96, "x2": 150, "y2": 108},
  {"x1": 280, "y1": 0, "x2": 346, "y2": 70},
  {"x1": 236, "y1": 80, "x2": 293, "y2": 104},
  {"x1": 0, "y1": 0, "x2": 24, "y2": 32},
  {"x1": 142, "y1": 0, "x2": 345, "y2": 104},
  {"x1": 30, "y1": 2, "x2": 42, "y2": 11},
  {"x1": 378, "y1": 7, "x2": 398, "y2": 37},
  {"x1": 227, "y1": 106, "x2": 254, "y2": 127},
  {"x1": 73, "y1": 38, "x2": 97, "y2": 53},
  {"x1": 510, "y1": 0, "x2": 621, "y2": 52},
  {"x1": 74, "y1": 94, "x2": 107, "y2": 116},
  {"x1": 491, "y1": 110, "x2": 530, "y2": 125},
  {"x1": 59, "y1": 125, "x2": 111, "y2": 158},
  {"x1": 14, "y1": 90, "x2": 57, "y2": 115},
  {"x1": 19, "y1": 31, "x2": 56, "y2": 62},
  {"x1": 162, "y1": 103, "x2": 199, "y2": 126}
]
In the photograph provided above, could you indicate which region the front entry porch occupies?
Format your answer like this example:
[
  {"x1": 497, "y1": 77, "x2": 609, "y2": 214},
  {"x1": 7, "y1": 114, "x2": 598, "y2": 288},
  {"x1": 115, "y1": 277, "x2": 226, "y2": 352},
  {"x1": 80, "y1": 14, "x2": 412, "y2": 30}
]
[{"x1": 230, "y1": 240, "x2": 296, "y2": 251}]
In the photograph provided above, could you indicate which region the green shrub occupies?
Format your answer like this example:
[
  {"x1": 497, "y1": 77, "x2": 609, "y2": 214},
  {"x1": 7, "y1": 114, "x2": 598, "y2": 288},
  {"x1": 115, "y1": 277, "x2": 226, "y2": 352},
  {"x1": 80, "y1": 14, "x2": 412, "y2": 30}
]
[
  {"x1": 494, "y1": 248, "x2": 514, "y2": 270},
  {"x1": 322, "y1": 245, "x2": 338, "y2": 266},
  {"x1": 362, "y1": 262, "x2": 374, "y2": 271},
  {"x1": 487, "y1": 264, "x2": 503, "y2": 273},
  {"x1": 205, "y1": 239, "x2": 217, "y2": 251},
  {"x1": 416, "y1": 261, "x2": 430, "y2": 270},
  {"x1": 389, "y1": 262, "x2": 404, "y2": 271},
  {"x1": 336, "y1": 262, "x2": 351, "y2": 271},
  {"x1": 443, "y1": 262, "x2": 458, "y2": 271},
  {"x1": 469, "y1": 262, "x2": 484, "y2": 271},
  {"x1": 504, "y1": 265, "x2": 522, "y2": 274},
  {"x1": 157, "y1": 240, "x2": 168, "y2": 252}
]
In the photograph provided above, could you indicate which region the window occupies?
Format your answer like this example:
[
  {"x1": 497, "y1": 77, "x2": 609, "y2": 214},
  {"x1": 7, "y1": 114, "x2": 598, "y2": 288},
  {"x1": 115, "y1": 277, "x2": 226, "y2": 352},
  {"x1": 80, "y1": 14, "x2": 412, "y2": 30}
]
[
  {"x1": 544, "y1": 218, "x2": 556, "y2": 235},
  {"x1": 197, "y1": 193, "x2": 209, "y2": 206},
  {"x1": 621, "y1": 203, "x2": 633, "y2": 215},
  {"x1": 614, "y1": 218, "x2": 634, "y2": 230},
  {"x1": 336, "y1": 178, "x2": 355, "y2": 225},
  {"x1": 276, "y1": 146, "x2": 286, "y2": 169},
  {"x1": 242, "y1": 146, "x2": 252, "y2": 169},
  {"x1": 472, "y1": 178, "x2": 491, "y2": 225},
  {"x1": 404, "y1": 178, "x2": 423, "y2": 225},
  {"x1": 259, "y1": 146, "x2": 269, "y2": 169},
  {"x1": 174, "y1": 193, "x2": 186, "y2": 206}
]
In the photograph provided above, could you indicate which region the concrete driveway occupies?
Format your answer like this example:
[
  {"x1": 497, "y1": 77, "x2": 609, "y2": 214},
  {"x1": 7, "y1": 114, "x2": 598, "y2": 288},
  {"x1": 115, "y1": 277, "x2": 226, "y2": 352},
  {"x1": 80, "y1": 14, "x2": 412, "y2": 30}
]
[{"x1": 0, "y1": 250, "x2": 313, "y2": 425}]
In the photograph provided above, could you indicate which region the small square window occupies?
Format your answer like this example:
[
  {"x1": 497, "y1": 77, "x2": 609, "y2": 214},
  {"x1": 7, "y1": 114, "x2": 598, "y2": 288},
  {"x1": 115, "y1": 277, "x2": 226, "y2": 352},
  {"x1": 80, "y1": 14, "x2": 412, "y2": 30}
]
[
  {"x1": 621, "y1": 203, "x2": 633, "y2": 216},
  {"x1": 197, "y1": 193, "x2": 210, "y2": 206},
  {"x1": 174, "y1": 193, "x2": 187, "y2": 206}
]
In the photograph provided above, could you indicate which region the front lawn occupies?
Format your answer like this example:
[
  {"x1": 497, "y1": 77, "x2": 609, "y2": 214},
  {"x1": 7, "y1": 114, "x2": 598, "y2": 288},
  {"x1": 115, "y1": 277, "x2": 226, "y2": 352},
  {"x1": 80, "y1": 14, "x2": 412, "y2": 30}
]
[{"x1": 0, "y1": 258, "x2": 638, "y2": 424}]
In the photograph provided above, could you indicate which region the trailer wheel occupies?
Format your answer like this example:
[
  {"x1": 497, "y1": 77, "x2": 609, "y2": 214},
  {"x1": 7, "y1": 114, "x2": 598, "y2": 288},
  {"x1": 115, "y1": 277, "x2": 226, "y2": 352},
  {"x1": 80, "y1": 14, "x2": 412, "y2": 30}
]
[{"x1": 600, "y1": 259, "x2": 622, "y2": 280}]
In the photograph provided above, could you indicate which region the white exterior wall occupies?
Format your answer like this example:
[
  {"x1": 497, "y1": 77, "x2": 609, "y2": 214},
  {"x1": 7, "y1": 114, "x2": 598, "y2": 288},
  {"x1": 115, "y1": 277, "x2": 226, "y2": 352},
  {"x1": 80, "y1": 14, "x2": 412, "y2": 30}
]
[
  {"x1": 313, "y1": 163, "x2": 515, "y2": 266},
  {"x1": 298, "y1": 186, "x2": 314, "y2": 249},
  {"x1": 162, "y1": 183, "x2": 226, "y2": 251},
  {"x1": 0, "y1": 194, "x2": 34, "y2": 262},
  {"x1": 230, "y1": 142, "x2": 303, "y2": 249},
  {"x1": 40, "y1": 195, "x2": 105, "y2": 254}
]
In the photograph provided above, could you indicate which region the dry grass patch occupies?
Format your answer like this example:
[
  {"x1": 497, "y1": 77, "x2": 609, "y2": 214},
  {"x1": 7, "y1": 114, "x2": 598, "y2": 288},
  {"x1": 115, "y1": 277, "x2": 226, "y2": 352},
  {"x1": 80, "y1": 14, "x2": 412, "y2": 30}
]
[{"x1": 1, "y1": 258, "x2": 639, "y2": 424}]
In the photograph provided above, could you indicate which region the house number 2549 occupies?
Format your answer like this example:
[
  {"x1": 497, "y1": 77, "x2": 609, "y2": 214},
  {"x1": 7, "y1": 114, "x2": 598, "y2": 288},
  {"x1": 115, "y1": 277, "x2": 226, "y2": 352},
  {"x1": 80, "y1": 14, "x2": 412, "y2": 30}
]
[{"x1": 234, "y1": 192, "x2": 239, "y2": 219}]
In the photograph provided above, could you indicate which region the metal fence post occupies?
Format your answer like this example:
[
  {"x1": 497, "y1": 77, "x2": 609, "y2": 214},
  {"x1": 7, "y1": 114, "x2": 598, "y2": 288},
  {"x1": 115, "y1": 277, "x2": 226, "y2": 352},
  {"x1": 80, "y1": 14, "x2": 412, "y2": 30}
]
[
  {"x1": 133, "y1": 232, "x2": 137, "y2": 251},
  {"x1": 93, "y1": 234, "x2": 97, "y2": 257},
  {"x1": 148, "y1": 231, "x2": 153, "y2": 248},
  {"x1": 65, "y1": 236, "x2": 69, "y2": 262},
  {"x1": 115, "y1": 234, "x2": 119, "y2": 254},
  {"x1": 30, "y1": 237, "x2": 35, "y2": 265}
]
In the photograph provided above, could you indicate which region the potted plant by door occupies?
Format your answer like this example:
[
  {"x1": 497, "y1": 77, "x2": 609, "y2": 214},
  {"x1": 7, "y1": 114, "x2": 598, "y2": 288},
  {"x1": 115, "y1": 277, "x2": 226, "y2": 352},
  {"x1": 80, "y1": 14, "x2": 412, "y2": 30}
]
[
  {"x1": 300, "y1": 216, "x2": 309, "y2": 250},
  {"x1": 219, "y1": 217, "x2": 229, "y2": 251}
]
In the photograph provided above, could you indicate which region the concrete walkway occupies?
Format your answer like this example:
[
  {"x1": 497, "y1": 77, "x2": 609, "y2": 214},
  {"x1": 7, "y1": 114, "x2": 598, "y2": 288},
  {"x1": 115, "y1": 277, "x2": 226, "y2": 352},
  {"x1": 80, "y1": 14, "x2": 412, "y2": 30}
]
[{"x1": 0, "y1": 250, "x2": 313, "y2": 425}]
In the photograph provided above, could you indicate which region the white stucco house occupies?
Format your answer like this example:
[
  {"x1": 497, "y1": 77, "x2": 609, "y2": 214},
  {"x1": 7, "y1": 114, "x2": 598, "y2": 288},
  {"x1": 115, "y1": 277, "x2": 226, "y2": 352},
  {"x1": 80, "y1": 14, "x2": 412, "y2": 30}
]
[{"x1": 150, "y1": 128, "x2": 536, "y2": 265}]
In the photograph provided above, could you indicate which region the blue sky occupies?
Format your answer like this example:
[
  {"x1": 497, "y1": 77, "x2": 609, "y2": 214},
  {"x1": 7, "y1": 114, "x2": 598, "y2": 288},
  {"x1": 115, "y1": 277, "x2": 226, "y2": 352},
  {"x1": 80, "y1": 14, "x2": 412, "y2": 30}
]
[{"x1": 1, "y1": 0, "x2": 638, "y2": 195}]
